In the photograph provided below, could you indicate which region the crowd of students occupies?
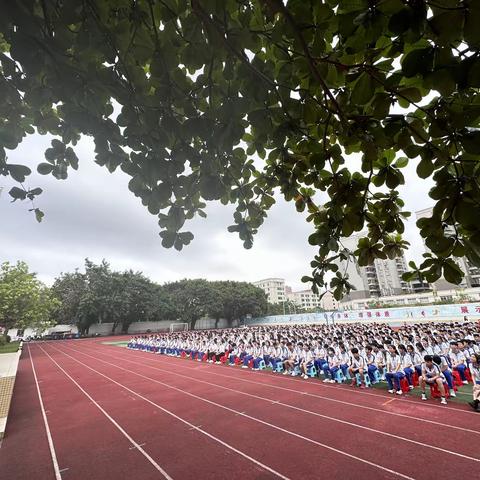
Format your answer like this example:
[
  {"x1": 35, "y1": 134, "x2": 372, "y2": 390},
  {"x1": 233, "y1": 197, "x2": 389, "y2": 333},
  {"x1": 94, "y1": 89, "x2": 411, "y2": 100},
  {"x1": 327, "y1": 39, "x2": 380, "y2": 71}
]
[{"x1": 127, "y1": 321, "x2": 480, "y2": 411}]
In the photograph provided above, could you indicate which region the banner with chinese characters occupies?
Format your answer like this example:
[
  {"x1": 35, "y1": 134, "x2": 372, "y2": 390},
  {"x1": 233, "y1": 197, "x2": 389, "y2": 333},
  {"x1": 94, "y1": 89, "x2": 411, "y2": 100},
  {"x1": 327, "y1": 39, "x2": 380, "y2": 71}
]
[{"x1": 248, "y1": 303, "x2": 480, "y2": 325}]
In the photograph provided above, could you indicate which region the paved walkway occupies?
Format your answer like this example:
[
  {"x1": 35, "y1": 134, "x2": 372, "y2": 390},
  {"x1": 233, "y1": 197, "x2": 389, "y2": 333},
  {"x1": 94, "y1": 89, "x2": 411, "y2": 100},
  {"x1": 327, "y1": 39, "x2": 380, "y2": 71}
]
[{"x1": 0, "y1": 347, "x2": 22, "y2": 439}]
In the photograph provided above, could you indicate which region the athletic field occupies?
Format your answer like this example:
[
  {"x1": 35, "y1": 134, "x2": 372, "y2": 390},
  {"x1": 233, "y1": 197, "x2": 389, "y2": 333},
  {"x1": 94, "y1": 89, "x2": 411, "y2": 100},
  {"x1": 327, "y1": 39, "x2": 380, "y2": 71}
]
[{"x1": 1, "y1": 338, "x2": 479, "y2": 479}]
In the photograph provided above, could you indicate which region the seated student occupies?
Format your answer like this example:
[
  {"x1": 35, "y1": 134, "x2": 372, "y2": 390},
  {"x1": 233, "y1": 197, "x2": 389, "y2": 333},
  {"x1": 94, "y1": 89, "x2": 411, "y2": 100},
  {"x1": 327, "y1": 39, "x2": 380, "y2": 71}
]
[
  {"x1": 262, "y1": 341, "x2": 272, "y2": 368},
  {"x1": 449, "y1": 342, "x2": 468, "y2": 384},
  {"x1": 374, "y1": 344, "x2": 386, "y2": 380},
  {"x1": 337, "y1": 344, "x2": 350, "y2": 378},
  {"x1": 197, "y1": 340, "x2": 207, "y2": 361},
  {"x1": 322, "y1": 348, "x2": 340, "y2": 383},
  {"x1": 432, "y1": 355, "x2": 456, "y2": 397},
  {"x1": 365, "y1": 345, "x2": 378, "y2": 383},
  {"x1": 348, "y1": 348, "x2": 367, "y2": 388},
  {"x1": 468, "y1": 353, "x2": 480, "y2": 412},
  {"x1": 313, "y1": 342, "x2": 327, "y2": 375},
  {"x1": 385, "y1": 345, "x2": 406, "y2": 395},
  {"x1": 269, "y1": 341, "x2": 282, "y2": 372},
  {"x1": 283, "y1": 342, "x2": 299, "y2": 376},
  {"x1": 399, "y1": 344, "x2": 414, "y2": 389},
  {"x1": 409, "y1": 344, "x2": 423, "y2": 378},
  {"x1": 252, "y1": 341, "x2": 264, "y2": 370},
  {"x1": 300, "y1": 344, "x2": 314, "y2": 380},
  {"x1": 228, "y1": 343, "x2": 238, "y2": 365},
  {"x1": 241, "y1": 342, "x2": 254, "y2": 368},
  {"x1": 419, "y1": 355, "x2": 447, "y2": 405}
]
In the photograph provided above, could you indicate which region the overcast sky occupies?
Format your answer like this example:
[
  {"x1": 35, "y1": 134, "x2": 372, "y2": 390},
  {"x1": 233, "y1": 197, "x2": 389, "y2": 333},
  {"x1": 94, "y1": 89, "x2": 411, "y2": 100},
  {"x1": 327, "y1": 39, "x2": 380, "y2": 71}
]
[{"x1": 0, "y1": 133, "x2": 433, "y2": 290}]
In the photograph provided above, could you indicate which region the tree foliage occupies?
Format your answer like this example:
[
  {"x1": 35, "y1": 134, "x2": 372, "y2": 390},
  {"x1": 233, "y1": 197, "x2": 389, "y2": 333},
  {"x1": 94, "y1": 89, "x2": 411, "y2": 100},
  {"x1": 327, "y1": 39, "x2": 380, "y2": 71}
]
[
  {"x1": 0, "y1": 261, "x2": 58, "y2": 333},
  {"x1": 52, "y1": 259, "x2": 177, "y2": 334},
  {"x1": 2, "y1": 1, "x2": 480, "y2": 299},
  {"x1": 51, "y1": 260, "x2": 267, "y2": 332}
]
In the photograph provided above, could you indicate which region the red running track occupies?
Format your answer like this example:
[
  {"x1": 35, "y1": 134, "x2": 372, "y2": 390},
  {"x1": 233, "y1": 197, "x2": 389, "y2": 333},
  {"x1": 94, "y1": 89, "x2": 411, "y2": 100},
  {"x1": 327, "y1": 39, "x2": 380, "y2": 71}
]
[{"x1": 0, "y1": 339, "x2": 478, "y2": 480}]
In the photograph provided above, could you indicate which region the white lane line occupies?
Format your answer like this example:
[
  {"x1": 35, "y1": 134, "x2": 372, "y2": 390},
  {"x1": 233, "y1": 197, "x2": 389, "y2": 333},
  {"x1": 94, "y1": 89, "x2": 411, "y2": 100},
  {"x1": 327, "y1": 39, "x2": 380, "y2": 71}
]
[
  {"x1": 91, "y1": 345, "x2": 480, "y2": 436},
  {"x1": 64, "y1": 345, "x2": 480, "y2": 464},
  {"x1": 52, "y1": 344, "x2": 415, "y2": 480},
  {"x1": 41, "y1": 344, "x2": 291, "y2": 480},
  {"x1": 28, "y1": 345, "x2": 62, "y2": 480},
  {"x1": 36, "y1": 345, "x2": 173, "y2": 480}
]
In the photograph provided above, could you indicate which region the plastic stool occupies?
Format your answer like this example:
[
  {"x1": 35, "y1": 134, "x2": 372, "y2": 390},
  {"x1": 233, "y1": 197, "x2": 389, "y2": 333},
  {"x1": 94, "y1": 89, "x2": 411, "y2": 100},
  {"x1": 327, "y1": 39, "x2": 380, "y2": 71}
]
[
  {"x1": 335, "y1": 370, "x2": 345, "y2": 383},
  {"x1": 452, "y1": 370, "x2": 464, "y2": 387},
  {"x1": 307, "y1": 365, "x2": 317, "y2": 378},
  {"x1": 430, "y1": 382, "x2": 450, "y2": 398},
  {"x1": 400, "y1": 377, "x2": 410, "y2": 393},
  {"x1": 356, "y1": 373, "x2": 371, "y2": 387}
]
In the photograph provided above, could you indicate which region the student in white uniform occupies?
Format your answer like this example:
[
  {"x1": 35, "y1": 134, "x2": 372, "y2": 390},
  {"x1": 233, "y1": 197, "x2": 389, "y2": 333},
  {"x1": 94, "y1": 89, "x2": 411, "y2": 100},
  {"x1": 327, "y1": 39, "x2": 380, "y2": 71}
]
[
  {"x1": 419, "y1": 355, "x2": 447, "y2": 405},
  {"x1": 348, "y1": 348, "x2": 367, "y2": 388},
  {"x1": 468, "y1": 353, "x2": 480, "y2": 412}
]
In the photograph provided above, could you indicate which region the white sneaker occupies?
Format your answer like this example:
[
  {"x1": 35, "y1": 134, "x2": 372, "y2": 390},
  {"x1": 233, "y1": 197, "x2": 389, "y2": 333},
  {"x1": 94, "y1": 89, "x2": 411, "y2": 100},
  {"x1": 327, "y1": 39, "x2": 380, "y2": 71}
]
[
  {"x1": 396, "y1": 390, "x2": 402, "y2": 395},
  {"x1": 215, "y1": 361, "x2": 221, "y2": 364},
  {"x1": 388, "y1": 389, "x2": 395, "y2": 394},
  {"x1": 323, "y1": 378, "x2": 330, "y2": 383},
  {"x1": 303, "y1": 374, "x2": 308, "y2": 379},
  {"x1": 441, "y1": 397, "x2": 447, "y2": 405},
  {"x1": 409, "y1": 385, "x2": 414, "y2": 390},
  {"x1": 283, "y1": 371, "x2": 289, "y2": 375},
  {"x1": 329, "y1": 379, "x2": 336, "y2": 383},
  {"x1": 450, "y1": 390, "x2": 456, "y2": 397},
  {"x1": 421, "y1": 393, "x2": 427, "y2": 401},
  {"x1": 291, "y1": 372, "x2": 297, "y2": 377},
  {"x1": 241, "y1": 365, "x2": 248, "y2": 369},
  {"x1": 462, "y1": 380, "x2": 468, "y2": 385}
]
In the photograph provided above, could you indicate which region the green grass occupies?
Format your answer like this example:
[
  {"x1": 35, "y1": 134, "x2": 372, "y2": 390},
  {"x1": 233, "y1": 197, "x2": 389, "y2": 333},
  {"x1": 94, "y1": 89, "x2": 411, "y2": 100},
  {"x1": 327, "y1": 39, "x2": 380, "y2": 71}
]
[{"x1": 0, "y1": 341, "x2": 20, "y2": 354}]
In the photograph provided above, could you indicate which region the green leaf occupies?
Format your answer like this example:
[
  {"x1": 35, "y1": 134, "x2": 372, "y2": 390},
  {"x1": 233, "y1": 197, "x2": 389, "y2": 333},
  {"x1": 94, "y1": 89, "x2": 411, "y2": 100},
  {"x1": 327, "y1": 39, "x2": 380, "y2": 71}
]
[
  {"x1": 8, "y1": 164, "x2": 31, "y2": 182},
  {"x1": 395, "y1": 157, "x2": 408, "y2": 168},
  {"x1": 402, "y1": 48, "x2": 434, "y2": 78},
  {"x1": 34, "y1": 208, "x2": 44, "y2": 223},
  {"x1": 37, "y1": 163, "x2": 54, "y2": 175},
  {"x1": 442, "y1": 260, "x2": 463, "y2": 285},
  {"x1": 417, "y1": 157, "x2": 434, "y2": 178},
  {"x1": 351, "y1": 72, "x2": 376, "y2": 106},
  {"x1": 460, "y1": 131, "x2": 480, "y2": 155},
  {"x1": 8, "y1": 186, "x2": 27, "y2": 201},
  {"x1": 199, "y1": 175, "x2": 224, "y2": 201}
]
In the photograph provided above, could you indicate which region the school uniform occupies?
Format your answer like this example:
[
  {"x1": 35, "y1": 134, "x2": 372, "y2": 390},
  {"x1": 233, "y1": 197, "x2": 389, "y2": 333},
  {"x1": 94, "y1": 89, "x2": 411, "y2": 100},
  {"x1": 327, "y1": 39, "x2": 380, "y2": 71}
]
[
  {"x1": 322, "y1": 354, "x2": 340, "y2": 380},
  {"x1": 400, "y1": 353, "x2": 414, "y2": 386},
  {"x1": 470, "y1": 364, "x2": 480, "y2": 402},
  {"x1": 385, "y1": 354, "x2": 405, "y2": 392},
  {"x1": 450, "y1": 351, "x2": 468, "y2": 381},
  {"x1": 365, "y1": 353, "x2": 378, "y2": 382}
]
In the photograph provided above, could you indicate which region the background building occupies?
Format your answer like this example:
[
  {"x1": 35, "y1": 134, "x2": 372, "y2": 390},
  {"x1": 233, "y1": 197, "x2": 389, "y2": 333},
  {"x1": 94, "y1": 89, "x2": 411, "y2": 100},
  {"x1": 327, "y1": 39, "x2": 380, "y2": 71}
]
[
  {"x1": 252, "y1": 278, "x2": 286, "y2": 304},
  {"x1": 415, "y1": 207, "x2": 480, "y2": 289},
  {"x1": 336, "y1": 232, "x2": 412, "y2": 301},
  {"x1": 285, "y1": 289, "x2": 338, "y2": 311}
]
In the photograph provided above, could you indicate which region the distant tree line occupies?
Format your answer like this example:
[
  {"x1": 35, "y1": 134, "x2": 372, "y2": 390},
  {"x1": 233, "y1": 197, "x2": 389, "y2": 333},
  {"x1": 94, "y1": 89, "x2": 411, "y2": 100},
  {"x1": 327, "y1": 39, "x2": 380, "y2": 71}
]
[{"x1": 0, "y1": 259, "x2": 269, "y2": 335}]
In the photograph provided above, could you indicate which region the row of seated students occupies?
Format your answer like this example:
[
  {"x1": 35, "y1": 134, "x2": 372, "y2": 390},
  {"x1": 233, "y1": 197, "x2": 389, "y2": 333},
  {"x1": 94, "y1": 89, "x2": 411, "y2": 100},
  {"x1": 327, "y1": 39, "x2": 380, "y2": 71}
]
[{"x1": 127, "y1": 320, "x2": 480, "y2": 410}]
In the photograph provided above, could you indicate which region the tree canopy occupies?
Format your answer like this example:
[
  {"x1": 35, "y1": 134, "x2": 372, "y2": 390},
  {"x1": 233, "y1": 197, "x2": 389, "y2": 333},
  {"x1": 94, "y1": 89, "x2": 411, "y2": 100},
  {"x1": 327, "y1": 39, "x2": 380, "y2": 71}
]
[
  {"x1": 50, "y1": 260, "x2": 267, "y2": 332},
  {"x1": 2, "y1": 0, "x2": 480, "y2": 299},
  {"x1": 52, "y1": 259, "x2": 177, "y2": 333},
  {"x1": 0, "y1": 261, "x2": 58, "y2": 333}
]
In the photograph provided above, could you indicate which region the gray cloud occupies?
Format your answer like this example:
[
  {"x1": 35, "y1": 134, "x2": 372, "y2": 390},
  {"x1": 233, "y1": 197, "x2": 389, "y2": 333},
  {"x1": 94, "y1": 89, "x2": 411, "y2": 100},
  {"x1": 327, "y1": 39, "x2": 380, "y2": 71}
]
[{"x1": 1, "y1": 134, "x2": 432, "y2": 290}]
